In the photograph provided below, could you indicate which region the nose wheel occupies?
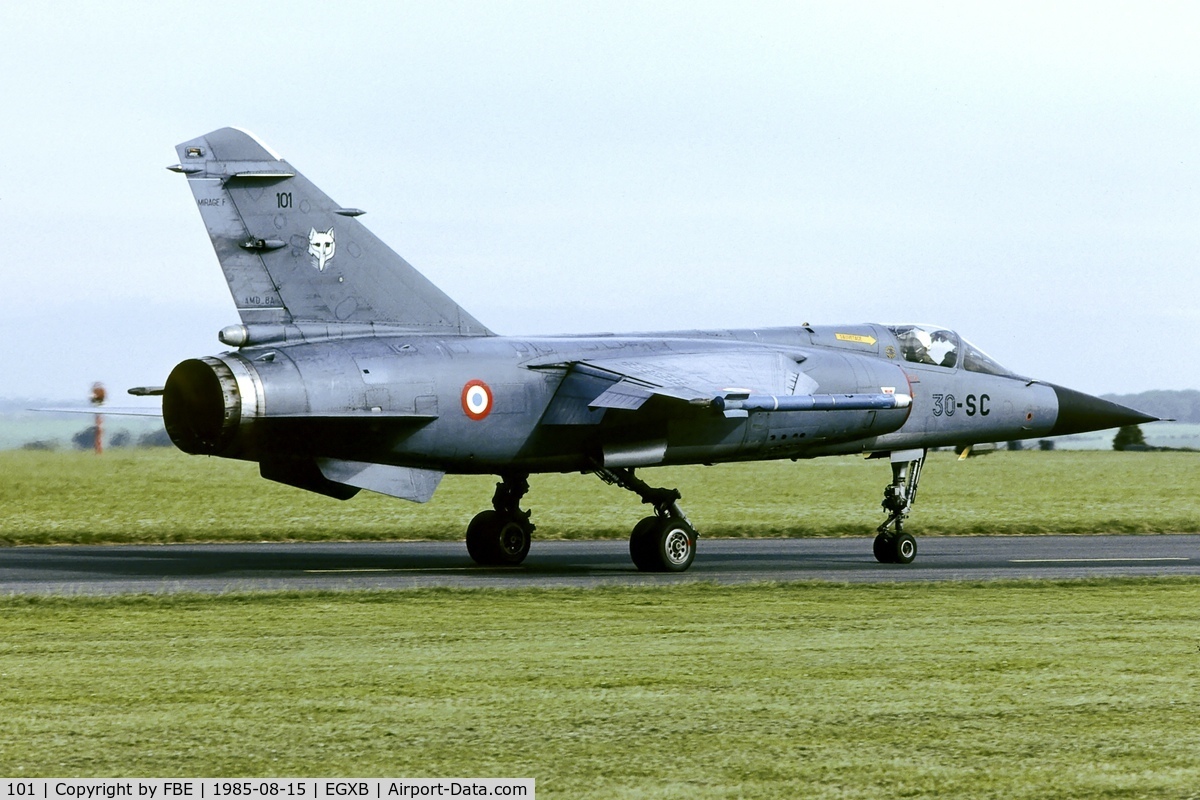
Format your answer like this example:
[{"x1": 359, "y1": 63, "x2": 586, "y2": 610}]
[{"x1": 873, "y1": 530, "x2": 917, "y2": 564}]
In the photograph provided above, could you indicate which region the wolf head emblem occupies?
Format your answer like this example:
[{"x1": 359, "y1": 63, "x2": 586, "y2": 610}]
[{"x1": 308, "y1": 227, "x2": 336, "y2": 271}]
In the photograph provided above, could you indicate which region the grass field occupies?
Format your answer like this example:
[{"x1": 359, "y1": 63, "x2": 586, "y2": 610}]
[
  {"x1": 2, "y1": 580, "x2": 1198, "y2": 798},
  {"x1": 4, "y1": 449, "x2": 1199, "y2": 795},
  {"x1": 1, "y1": 448, "x2": 1198, "y2": 545}
]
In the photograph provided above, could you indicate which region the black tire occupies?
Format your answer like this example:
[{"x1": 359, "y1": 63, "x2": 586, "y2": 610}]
[
  {"x1": 466, "y1": 510, "x2": 501, "y2": 564},
  {"x1": 893, "y1": 532, "x2": 917, "y2": 564},
  {"x1": 466, "y1": 510, "x2": 532, "y2": 566},
  {"x1": 873, "y1": 532, "x2": 895, "y2": 564},
  {"x1": 631, "y1": 516, "x2": 696, "y2": 572},
  {"x1": 629, "y1": 516, "x2": 660, "y2": 571}
]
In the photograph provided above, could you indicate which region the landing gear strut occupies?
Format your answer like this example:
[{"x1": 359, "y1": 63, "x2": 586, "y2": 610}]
[
  {"x1": 467, "y1": 472, "x2": 535, "y2": 566},
  {"x1": 874, "y1": 449, "x2": 925, "y2": 564},
  {"x1": 596, "y1": 467, "x2": 697, "y2": 572}
]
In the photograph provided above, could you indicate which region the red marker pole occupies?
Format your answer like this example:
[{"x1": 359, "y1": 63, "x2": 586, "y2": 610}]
[{"x1": 90, "y1": 382, "x2": 106, "y2": 455}]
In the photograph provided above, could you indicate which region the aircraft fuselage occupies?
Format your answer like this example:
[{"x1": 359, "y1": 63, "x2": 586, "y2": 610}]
[{"x1": 167, "y1": 322, "x2": 1059, "y2": 476}]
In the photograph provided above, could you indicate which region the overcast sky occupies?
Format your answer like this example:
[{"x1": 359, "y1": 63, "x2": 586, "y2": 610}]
[{"x1": 3, "y1": 1, "x2": 1198, "y2": 401}]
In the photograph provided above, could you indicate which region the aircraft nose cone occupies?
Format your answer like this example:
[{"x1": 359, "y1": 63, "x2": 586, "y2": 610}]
[{"x1": 1048, "y1": 384, "x2": 1158, "y2": 436}]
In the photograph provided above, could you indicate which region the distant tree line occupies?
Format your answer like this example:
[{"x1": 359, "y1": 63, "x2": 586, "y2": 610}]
[
  {"x1": 71, "y1": 425, "x2": 173, "y2": 449},
  {"x1": 20, "y1": 425, "x2": 173, "y2": 451}
]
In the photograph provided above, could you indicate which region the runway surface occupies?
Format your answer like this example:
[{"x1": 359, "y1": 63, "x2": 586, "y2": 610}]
[{"x1": 2, "y1": 534, "x2": 1198, "y2": 595}]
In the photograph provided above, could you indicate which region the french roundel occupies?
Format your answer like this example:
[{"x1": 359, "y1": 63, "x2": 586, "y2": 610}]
[{"x1": 461, "y1": 380, "x2": 493, "y2": 421}]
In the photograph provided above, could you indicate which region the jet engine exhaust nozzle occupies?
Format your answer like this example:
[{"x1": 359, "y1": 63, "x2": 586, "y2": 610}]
[{"x1": 163, "y1": 357, "x2": 246, "y2": 456}]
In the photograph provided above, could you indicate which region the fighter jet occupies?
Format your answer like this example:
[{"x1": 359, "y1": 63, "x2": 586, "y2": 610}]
[{"x1": 153, "y1": 127, "x2": 1156, "y2": 572}]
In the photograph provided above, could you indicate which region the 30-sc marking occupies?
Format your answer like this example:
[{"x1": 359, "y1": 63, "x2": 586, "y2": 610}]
[{"x1": 932, "y1": 393, "x2": 990, "y2": 417}]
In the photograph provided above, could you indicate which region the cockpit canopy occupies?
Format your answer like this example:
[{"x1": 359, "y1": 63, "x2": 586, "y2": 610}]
[{"x1": 886, "y1": 324, "x2": 1019, "y2": 377}]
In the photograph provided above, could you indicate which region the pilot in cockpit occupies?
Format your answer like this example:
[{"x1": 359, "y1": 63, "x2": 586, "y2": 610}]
[
  {"x1": 897, "y1": 328, "x2": 932, "y2": 364},
  {"x1": 929, "y1": 330, "x2": 958, "y2": 367}
]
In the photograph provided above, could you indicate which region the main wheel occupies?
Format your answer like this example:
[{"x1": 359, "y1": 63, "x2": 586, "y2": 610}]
[
  {"x1": 630, "y1": 516, "x2": 696, "y2": 573},
  {"x1": 466, "y1": 510, "x2": 532, "y2": 566}
]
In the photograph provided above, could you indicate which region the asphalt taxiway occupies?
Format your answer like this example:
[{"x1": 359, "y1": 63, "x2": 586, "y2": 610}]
[{"x1": 1, "y1": 535, "x2": 1197, "y2": 595}]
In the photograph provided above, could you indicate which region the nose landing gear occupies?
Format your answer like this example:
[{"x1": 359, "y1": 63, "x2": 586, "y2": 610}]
[{"x1": 874, "y1": 449, "x2": 925, "y2": 564}]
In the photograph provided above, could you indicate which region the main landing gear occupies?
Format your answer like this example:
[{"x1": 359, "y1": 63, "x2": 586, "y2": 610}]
[
  {"x1": 596, "y1": 467, "x2": 697, "y2": 572},
  {"x1": 466, "y1": 472, "x2": 535, "y2": 566},
  {"x1": 873, "y1": 449, "x2": 926, "y2": 564},
  {"x1": 465, "y1": 468, "x2": 697, "y2": 572}
]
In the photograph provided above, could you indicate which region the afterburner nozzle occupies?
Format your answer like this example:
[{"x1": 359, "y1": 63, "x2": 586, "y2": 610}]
[{"x1": 1047, "y1": 384, "x2": 1159, "y2": 436}]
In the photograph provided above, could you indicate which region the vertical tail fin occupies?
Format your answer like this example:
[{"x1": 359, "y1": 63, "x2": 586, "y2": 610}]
[{"x1": 171, "y1": 127, "x2": 491, "y2": 336}]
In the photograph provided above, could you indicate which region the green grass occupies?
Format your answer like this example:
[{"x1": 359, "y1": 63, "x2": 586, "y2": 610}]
[
  {"x1": 1, "y1": 580, "x2": 1198, "y2": 797},
  {"x1": 2, "y1": 449, "x2": 1199, "y2": 545}
]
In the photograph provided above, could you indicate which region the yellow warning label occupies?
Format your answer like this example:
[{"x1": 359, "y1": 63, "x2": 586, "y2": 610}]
[{"x1": 835, "y1": 333, "x2": 877, "y2": 345}]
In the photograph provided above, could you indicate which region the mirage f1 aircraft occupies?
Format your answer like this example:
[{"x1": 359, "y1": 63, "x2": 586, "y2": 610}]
[{"x1": 153, "y1": 127, "x2": 1156, "y2": 572}]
